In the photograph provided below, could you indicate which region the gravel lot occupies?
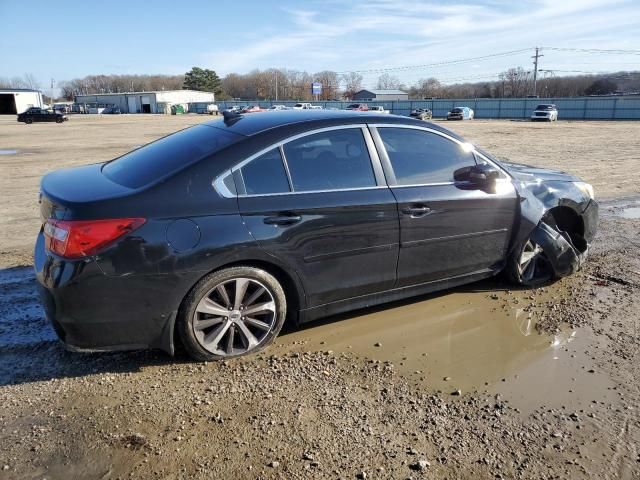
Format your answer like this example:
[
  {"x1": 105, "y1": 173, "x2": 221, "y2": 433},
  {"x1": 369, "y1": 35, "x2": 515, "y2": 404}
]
[{"x1": 0, "y1": 115, "x2": 638, "y2": 479}]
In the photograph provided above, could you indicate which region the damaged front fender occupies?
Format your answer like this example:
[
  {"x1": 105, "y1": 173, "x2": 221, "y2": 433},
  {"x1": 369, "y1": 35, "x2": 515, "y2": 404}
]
[
  {"x1": 530, "y1": 221, "x2": 585, "y2": 278},
  {"x1": 510, "y1": 178, "x2": 597, "y2": 280}
]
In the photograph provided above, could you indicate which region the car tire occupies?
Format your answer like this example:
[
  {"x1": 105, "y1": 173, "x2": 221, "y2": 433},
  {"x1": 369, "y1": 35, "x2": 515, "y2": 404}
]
[
  {"x1": 505, "y1": 222, "x2": 557, "y2": 287},
  {"x1": 56, "y1": 118, "x2": 63, "y2": 124},
  {"x1": 177, "y1": 266, "x2": 287, "y2": 361},
  {"x1": 25, "y1": 118, "x2": 33, "y2": 124}
]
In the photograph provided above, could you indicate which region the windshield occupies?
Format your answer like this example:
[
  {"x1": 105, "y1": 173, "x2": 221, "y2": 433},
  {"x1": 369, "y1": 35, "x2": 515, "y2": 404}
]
[
  {"x1": 451, "y1": 108, "x2": 463, "y2": 113},
  {"x1": 102, "y1": 125, "x2": 243, "y2": 188},
  {"x1": 536, "y1": 104, "x2": 555, "y2": 110}
]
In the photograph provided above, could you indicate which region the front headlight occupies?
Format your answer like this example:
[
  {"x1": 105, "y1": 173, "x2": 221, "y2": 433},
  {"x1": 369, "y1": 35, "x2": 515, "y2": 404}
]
[{"x1": 574, "y1": 181, "x2": 594, "y2": 200}]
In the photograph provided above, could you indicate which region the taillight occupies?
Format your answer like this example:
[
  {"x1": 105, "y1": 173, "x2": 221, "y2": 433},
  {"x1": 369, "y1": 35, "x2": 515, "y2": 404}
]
[{"x1": 43, "y1": 218, "x2": 145, "y2": 259}]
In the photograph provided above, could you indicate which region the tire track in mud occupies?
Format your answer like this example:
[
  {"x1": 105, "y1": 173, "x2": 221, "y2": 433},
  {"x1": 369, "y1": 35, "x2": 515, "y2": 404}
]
[{"x1": 0, "y1": 266, "x2": 56, "y2": 350}]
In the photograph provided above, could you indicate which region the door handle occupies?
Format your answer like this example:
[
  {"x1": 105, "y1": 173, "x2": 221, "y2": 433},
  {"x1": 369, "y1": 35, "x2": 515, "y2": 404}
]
[
  {"x1": 263, "y1": 214, "x2": 302, "y2": 226},
  {"x1": 401, "y1": 206, "x2": 431, "y2": 217}
]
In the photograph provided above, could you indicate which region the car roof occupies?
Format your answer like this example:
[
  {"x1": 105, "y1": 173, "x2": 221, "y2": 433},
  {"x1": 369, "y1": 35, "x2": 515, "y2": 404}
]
[{"x1": 205, "y1": 110, "x2": 460, "y2": 138}]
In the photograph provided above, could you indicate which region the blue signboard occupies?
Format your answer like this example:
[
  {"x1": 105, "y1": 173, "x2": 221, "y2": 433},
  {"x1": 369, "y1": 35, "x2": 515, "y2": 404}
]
[{"x1": 311, "y1": 82, "x2": 322, "y2": 95}]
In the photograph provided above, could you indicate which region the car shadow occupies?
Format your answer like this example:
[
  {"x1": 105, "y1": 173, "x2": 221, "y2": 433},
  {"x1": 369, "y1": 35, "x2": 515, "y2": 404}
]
[{"x1": 0, "y1": 265, "x2": 540, "y2": 387}]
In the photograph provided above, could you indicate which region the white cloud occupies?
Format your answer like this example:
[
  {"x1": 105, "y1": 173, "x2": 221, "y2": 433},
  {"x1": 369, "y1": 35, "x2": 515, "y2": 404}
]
[{"x1": 204, "y1": 0, "x2": 640, "y2": 87}]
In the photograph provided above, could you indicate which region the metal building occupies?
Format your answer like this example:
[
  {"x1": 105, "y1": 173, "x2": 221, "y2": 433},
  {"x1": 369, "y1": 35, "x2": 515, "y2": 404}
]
[
  {"x1": 74, "y1": 90, "x2": 215, "y2": 114},
  {"x1": 351, "y1": 89, "x2": 409, "y2": 101},
  {"x1": 0, "y1": 89, "x2": 44, "y2": 114}
]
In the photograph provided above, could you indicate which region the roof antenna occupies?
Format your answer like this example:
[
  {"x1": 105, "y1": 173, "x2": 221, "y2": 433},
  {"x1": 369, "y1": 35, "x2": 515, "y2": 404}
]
[{"x1": 223, "y1": 110, "x2": 242, "y2": 125}]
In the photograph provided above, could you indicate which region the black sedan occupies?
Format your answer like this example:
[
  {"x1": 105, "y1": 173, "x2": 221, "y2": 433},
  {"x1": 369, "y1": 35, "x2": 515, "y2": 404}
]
[
  {"x1": 35, "y1": 110, "x2": 598, "y2": 360},
  {"x1": 18, "y1": 107, "x2": 68, "y2": 124}
]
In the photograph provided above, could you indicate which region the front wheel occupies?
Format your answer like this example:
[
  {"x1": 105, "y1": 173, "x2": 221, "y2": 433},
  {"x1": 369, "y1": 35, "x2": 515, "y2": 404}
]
[
  {"x1": 56, "y1": 118, "x2": 63, "y2": 123},
  {"x1": 505, "y1": 226, "x2": 556, "y2": 287},
  {"x1": 177, "y1": 266, "x2": 287, "y2": 361},
  {"x1": 25, "y1": 118, "x2": 33, "y2": 124}
]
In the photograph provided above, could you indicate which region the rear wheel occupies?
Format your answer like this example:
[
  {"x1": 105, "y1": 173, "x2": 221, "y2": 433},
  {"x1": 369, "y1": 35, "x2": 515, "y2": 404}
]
[
  {"x1": 178, "y1": 266, "x2": 287, "y2": 361},
  {"x1": 505, "y1": 225, "x2": 556, "y2": 287},
  {"x1": 25, "y1": 118, "x2": 33, "y2": 124}
]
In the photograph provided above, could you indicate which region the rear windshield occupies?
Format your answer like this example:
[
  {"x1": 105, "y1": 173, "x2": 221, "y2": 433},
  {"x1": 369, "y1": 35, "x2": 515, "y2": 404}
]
[{"x1": 102, "y1": 125, "x2": 242, "y2": 188}]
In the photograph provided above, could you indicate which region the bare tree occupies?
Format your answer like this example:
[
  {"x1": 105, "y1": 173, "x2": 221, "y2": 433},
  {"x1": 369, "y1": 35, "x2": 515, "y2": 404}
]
[
  {"x1": 313, "y1": 71, "x2": 340, "y2": 100},
  {"x1": 415, "y1": 77, "x2": 442, "y2": 98},
  {"x1": 22, "y1": 73, "x2": 40, "y2": 90},
  {"x1": 341, "y1": 72, "x2": 363, "y2": 99},
  {"x1": 376, "y1": 73, "x2": 401, "y2": 90}
]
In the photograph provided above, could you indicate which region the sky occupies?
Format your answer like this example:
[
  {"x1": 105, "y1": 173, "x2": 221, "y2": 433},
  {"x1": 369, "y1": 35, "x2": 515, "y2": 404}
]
[{"x1": 1, "y1": 0, "x2": 639, "y2": 93}]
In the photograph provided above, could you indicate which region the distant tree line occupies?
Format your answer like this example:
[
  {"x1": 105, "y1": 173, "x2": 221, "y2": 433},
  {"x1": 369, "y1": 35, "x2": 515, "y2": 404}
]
[{"x1": 3, "y1": 67, "x2": 637, "y2": 101}]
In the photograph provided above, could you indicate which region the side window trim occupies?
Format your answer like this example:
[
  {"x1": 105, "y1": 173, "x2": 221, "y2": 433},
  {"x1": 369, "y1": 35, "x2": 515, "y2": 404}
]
[
  {"x1": 214, "y1": 125, "x2": 388, "y2": 198},
  {"x1": 368, "y1": 123, "x2": 512, "y2": 186},
  {"x1": 278, "y1": 144, "x2": 294, "y2": 192}
]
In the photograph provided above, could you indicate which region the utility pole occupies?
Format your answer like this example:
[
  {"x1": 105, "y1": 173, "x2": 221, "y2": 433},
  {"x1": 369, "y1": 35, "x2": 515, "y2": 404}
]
[
  {"x1": 275, "y1": 71, "x2": 278, "y2": 101},
  {"x1": 532, "y1": 47, "x2": 543, "y2": 96}
]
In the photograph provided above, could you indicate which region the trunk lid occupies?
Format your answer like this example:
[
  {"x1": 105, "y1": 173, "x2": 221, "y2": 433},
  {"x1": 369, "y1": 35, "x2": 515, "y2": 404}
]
[{"x1": 39, "y1": 163, "x2": 132, "y2": 220}]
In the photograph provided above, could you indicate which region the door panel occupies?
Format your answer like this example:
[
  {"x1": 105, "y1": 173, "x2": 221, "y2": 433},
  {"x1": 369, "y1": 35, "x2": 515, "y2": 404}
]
[
  {"x1": 372, "y1": 125, "x2": 518, "y2": 287},
  {"x1": 392, "y1": 184, "x2": 517, "y2": 286},
  {"x1": 239, "y1": 189, "x2": 399, "y2": 306}
]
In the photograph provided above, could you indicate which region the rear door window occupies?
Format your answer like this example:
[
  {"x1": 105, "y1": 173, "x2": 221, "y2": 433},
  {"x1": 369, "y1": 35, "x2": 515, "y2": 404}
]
[
  {"x1": 378, "y1": 128, "x2": 476, "y2": 185},
  {"x1": 282, "y1": 128, "x2": 376, "y2": 192},
  {"x1": 102, "y1": 125, "x2": 243, "y2": 188},
  {"x1": 240, "y1": 148, "x2": 291, "y2": 195}
]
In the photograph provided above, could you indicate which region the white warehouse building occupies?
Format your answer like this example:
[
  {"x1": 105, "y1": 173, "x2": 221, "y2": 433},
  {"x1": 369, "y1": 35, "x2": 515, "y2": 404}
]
[
  {"x1": 0, "y1": 89, "x2": 44, "y2": 114},
  {"x1": 74, "y1": 89, "x2": 215, "y2": 114}
]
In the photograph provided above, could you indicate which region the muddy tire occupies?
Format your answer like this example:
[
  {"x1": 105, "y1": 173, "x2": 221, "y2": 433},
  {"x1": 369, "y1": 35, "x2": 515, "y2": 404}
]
[
  {"x1": 177, "y1": 266, "x2": 287, "y2": 361},
  {"x1": 505, "y1": 222, "x2": 557, "y2": 287}
]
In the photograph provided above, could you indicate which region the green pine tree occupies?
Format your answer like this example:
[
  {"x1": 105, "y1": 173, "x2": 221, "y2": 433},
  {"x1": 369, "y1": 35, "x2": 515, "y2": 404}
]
[{"x1": 183, "y1": 67, "x2": 222, "y2": 96}]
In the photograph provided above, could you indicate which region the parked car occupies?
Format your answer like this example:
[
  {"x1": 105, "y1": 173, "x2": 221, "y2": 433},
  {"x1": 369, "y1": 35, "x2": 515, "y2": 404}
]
[
  {"x1": 241, "y1": 105, "x2": 265, "y2": 113},
  {"x1": 35, "y1": 110, "x2": 597, "y2": 361},
  {"x1": 447, "y1": 107, "x2": 474, "y2": 120},
  {"x1": 269, "y1": 105, "x2": 289, "y2": 111},
  {"x1": 531, "y1": 104, "x2": 558, "y2": 122},
  {"x1": 369, "y1": 106, "x2": 390, "y2": 114},
  {"x1": 101, "y1": 107, "x2": 122, "y2": 114},
  {"x1": 410, "y1": 108, "x2": 432, "y2": 120},
  {"x1": 292, "y1": 103, "x2": 312, "y2": 109},
  {"x1": 224, "y1": 106, "x2": 242, "y2": 113},
  {"x1": 207, "y1": 104, "x2": 219, "y2": 115},
  {"x1": 346, "y1": 103, "x2": 369, "y2": 111},
  {"x1": 310, "y1": 105, "x2": 324, "y2": 110},
  {"x1": 52, "y1": 104, "x2": 71, "y2": 114},
  {"x1": 18, "y1": 107, "x2": 68, "y2": 124}
]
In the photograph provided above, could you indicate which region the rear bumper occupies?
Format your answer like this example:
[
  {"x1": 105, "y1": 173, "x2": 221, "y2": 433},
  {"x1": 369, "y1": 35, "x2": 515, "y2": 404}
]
[{"x1": 34, "y1": 231, "x2": 191, "y2": 355}]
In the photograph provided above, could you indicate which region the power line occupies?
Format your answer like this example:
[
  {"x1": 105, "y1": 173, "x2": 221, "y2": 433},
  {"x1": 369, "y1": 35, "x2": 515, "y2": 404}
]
[
  {"x1": 541, "y1": 47, "x2": 640, "y2": 55},
  {"x1": 336, "y1": 48, "x2": 531, "y2": 75}
]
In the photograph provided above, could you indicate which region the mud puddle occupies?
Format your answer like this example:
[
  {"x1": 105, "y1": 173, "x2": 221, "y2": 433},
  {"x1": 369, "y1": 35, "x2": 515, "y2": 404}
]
[{"x1": 276, "y1": 282, "x2": 617, "y2": 414}]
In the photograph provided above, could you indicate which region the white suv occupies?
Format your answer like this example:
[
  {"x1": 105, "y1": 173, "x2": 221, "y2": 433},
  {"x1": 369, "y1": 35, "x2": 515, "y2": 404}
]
[{"x1": 531, "y1": 104, "x2": 558, "y2": 122}]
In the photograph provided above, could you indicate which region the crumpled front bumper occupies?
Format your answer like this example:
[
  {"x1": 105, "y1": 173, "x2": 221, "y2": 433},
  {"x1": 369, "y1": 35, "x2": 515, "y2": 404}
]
[{"x1": 531, "y1": 199, "x2": 598, "y2": 277}]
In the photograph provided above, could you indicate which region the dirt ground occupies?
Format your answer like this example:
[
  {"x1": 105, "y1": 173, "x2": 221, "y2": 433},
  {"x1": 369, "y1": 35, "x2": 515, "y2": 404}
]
[{"x1": 0, "y1": 115, "x2": 639, "y2": 479}]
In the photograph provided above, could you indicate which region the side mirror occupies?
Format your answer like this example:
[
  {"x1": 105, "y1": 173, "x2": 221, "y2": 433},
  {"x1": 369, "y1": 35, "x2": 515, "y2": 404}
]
[{"x1": 454, "y1": 163, "x2": 500, "y2": 185}]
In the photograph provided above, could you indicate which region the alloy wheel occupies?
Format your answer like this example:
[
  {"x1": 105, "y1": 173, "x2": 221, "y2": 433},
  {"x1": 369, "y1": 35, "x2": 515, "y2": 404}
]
[
  {"x1": 518, "y1": 239, "x2": 553, "y2": 284},
  {"x1": 192, "y1": 277, "x2": 277, "y2": 357}
]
